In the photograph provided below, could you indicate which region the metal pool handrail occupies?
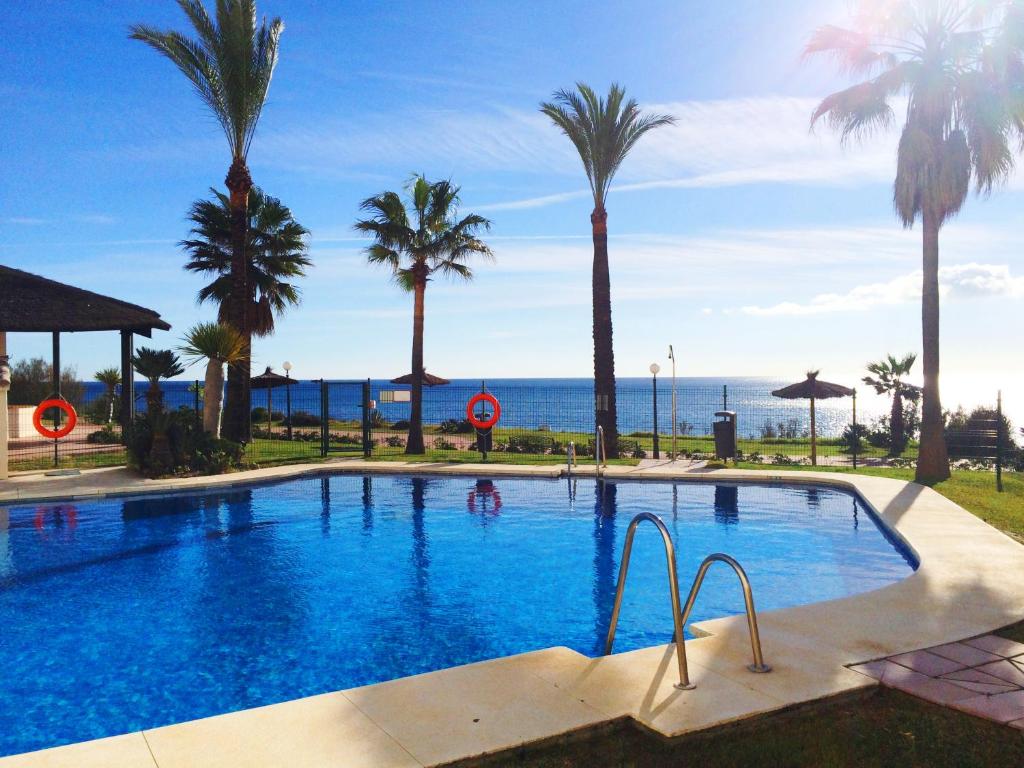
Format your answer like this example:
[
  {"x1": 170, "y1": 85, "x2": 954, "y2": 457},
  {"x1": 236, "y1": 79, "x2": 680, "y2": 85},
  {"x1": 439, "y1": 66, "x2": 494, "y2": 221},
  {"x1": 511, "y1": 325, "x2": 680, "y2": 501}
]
[
  {"x1": 596, "y1": 426, "x2": 608, "y2": 477},
  {"x1": 680, "y1": 553, "x2": 772, "y2": 674},
  {"x1": 604, "y1": 512, "x2": 694, "y2": 690},
  {"x1": 567, "y1": 441, "x2": 576, "y2": 475}
]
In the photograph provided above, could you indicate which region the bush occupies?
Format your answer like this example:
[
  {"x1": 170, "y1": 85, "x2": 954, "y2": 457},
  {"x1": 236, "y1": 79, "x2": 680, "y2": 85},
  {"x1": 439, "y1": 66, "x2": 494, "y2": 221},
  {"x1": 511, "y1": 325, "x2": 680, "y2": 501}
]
[
  {"x1": 285, "y1": 410, "x2": 321, "y2": 427},
  {"x1": 506, "y1": 434, "x2": 555, "y2": 454},
  {"x1": 367, "y1": 409, "x2": 388, "y2": 428},
  {"x1": 438, "y1": 417, "x2": 474, "y2": 434},
  {"x1": 86, "y1": 425, "x2": 121, "y2": 444},
  {"x1": 392, "y1": 419, "x2": 410, "y2": 430},
  {"x1": 127, "y1": 407, "x2": 244, "y2": 478},
  {"x1": 251, "y1": 407, "x2": 285, "y2": 423},
  {"x1": 841, "y1": 423, "x2": 869, "y2": 453},
  {"x1": 385, "y1": 435, "x2": 405, "y2": 448},
  {"x1": 433, "y1": 437, "x2": 457, "y2": 450},
  {"x1": 945, "y1": 406, "x2": 1015, "y2": 459},
  {"x1": 7, "y1": 357, "x2": 85, "y2": 409}
]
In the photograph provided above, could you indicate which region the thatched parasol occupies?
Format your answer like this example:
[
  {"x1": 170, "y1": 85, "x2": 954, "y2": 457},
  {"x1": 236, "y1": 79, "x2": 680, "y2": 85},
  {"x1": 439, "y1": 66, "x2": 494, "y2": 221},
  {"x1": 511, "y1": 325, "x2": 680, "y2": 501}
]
[
  {"x1": 390, "y1": 370, "x2": 450, "y2": 387},
  {"x1": 250, "y1": 367, "x2": 297, "y2": 434},
  {"x1": 771, "y1": 371, "x2": 854, "y2": 466}
]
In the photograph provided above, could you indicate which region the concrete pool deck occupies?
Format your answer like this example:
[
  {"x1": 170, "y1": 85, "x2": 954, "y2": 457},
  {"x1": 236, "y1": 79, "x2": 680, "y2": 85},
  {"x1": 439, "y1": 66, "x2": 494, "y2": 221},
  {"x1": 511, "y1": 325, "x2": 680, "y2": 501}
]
[{"x1": 2, "y1": 460, "x2": 1023, "y2": 767}]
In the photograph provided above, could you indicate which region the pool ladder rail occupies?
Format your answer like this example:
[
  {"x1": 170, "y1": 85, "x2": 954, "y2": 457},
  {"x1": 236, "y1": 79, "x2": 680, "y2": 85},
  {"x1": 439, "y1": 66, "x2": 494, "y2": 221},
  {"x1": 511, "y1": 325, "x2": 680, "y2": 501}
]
[
  {"x1": 595, "y1": 426, "x2": 608, "y2": 478},
  {"x1": 603, "y1": 512, "x2": 771, "y2": 690}
]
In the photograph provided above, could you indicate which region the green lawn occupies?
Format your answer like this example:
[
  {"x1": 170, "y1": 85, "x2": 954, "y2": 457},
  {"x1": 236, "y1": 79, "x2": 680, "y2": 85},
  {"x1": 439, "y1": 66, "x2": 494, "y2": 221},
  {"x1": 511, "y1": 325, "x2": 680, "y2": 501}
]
[
  {"x1": 733, "y1": 463, "x2": 1024, "y2": 541},
  {"x1": 466, "y1": 688, "x2": 1024, "y2": 768}
]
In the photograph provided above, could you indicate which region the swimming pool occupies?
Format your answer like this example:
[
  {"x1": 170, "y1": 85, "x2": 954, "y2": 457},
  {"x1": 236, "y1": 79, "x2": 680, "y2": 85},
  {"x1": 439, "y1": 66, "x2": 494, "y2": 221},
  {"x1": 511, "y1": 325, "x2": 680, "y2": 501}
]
[{"x1": 0, "y1": 475, "x2": 915, "y2": 756}]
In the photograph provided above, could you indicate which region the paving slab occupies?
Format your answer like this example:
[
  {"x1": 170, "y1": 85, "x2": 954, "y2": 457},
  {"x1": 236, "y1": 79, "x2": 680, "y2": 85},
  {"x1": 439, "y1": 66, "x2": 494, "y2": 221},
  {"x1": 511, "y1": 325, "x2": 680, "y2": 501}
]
[{"x1": 0, "y1": 734, "x2": 156, "y2": 768}]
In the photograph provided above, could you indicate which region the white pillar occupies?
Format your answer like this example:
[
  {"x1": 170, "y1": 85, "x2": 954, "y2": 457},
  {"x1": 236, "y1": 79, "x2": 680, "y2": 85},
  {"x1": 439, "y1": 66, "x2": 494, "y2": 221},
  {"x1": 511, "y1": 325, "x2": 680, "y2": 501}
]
[{"x1": 0, "y1": 331, "x2": 8, "y2": 480}]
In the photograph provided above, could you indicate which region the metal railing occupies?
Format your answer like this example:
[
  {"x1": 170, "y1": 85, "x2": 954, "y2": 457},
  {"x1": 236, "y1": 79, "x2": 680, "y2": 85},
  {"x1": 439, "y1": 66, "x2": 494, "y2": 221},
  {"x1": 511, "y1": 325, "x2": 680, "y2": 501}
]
[
  {"x1": 604, "y1": 513, "x2": 771, "y2": 690},
  {"x1": 680, "y1": 553, "x2": 771, "y2": 674},
  {"x1": 604, "y1": 512, "x2": 694, "y2": 690},
  {"x1": 596, "y1": 425, "x2": 608, "y2": 477}
]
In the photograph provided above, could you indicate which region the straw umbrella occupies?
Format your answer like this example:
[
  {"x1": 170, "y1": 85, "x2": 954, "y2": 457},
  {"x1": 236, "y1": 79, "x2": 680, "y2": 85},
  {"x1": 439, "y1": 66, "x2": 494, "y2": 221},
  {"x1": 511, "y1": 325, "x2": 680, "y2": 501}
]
[
  {"x1": 771, "y1": 371, "x2": 854, "y2": 466},
  {"x1": 250, "y1": 367, "x2": 296, "y2": 437},
  {"x1": 389, "y1": 371, "x2": 450, "y2": 387}
]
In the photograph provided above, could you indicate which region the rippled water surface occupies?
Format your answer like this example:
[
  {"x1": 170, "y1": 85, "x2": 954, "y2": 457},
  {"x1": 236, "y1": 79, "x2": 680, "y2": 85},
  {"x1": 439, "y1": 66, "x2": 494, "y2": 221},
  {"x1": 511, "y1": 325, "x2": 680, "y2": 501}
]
[{"x1": 0, "y1": 475, "x2": 914, "y2": 756}]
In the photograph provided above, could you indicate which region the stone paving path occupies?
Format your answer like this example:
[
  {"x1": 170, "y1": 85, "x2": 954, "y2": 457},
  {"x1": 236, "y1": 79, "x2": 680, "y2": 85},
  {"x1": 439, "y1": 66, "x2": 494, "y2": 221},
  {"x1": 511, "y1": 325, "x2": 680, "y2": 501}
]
[{"x1": 850, "y1": 635, "x2": 1024, "y2": 729}]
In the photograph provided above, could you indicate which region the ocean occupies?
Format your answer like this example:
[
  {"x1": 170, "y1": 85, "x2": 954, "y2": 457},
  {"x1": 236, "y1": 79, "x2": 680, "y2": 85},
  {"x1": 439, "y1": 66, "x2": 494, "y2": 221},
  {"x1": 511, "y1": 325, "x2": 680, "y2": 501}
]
[{"x1": 80, "y1": 377, "x2": 914, "y2": 439}]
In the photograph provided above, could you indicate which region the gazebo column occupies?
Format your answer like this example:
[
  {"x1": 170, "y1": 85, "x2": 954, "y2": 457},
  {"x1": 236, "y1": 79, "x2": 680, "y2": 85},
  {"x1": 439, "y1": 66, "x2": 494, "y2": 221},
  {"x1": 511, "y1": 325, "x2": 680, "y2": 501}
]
[
  {"x1": 120, "y1": 331, "x2": 134, "y2": 433},
  {"x1": 51, "y1": 332, "x2": 62, "y2": 431},
  {"x1": 0, "y1": 331, "x2": 9, "y2": 480}
]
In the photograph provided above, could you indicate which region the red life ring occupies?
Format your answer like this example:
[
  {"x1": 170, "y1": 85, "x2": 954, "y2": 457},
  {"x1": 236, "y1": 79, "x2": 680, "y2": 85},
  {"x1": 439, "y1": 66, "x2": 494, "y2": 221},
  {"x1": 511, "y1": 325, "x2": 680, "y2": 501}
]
[
  {"x1": 466, "y1": 393, "x2": 501, "y2": 430},
  {"x1": 33, "y1": 399, "x2": 78, "y2": 439}
]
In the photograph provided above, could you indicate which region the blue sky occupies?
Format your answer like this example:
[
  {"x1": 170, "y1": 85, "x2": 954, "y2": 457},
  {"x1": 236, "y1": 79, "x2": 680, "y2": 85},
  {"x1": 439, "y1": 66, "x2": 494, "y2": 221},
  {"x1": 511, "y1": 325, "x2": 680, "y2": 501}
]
[{"x1": 2, "y1": 0, "x2": 1022, "y2": 414}]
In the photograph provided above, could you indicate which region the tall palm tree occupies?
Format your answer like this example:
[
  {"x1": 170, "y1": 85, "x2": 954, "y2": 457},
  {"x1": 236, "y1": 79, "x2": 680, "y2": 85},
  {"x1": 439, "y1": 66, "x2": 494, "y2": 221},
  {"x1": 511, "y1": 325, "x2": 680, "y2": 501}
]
[
  {"x1": 354, "y1": 175, "x2": 493, "y2": 454},
  {"x1": 131, "y1": 0, "x2": 284, "y2": 444},
  {"x1": 806, "y1": 1, "x2": 1016, "y2": 482},
  {"x1": 132, "y1": 348, "x2": 185, "y2": 415},
  {"x1": 863, "y1": 353, "x2": 921, "y2": 456},
  {"x1": 540, "y1": 83, "x2": 674, "y2": 457},
  {"x1": 181, "y1": 187, "x2": 311, "y2": 337},
  {"x1": 94, "y1": 367, "x2": 122, "y2": 424},
  {"x1": 180, "y1": 322, "x2": 246, "y2": 437}
]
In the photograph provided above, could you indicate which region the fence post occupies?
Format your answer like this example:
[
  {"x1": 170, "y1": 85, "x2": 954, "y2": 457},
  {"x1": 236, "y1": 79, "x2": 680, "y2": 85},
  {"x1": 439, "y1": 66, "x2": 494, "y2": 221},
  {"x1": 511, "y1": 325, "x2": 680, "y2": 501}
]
[
  {"x1": 319, "y1": 379, "x2": 328, "y2": 458},
  {"x1": 722, "y1": 384, "x2": 728, "y2": 411},
  {"x1": 996, "y1": 390, "x2": 1003, "y2": 493},
  {"x1": 362, "y1": 379, "x2": 372, "y2": 458},
  {"x1": 852, "y1": 389, "x2": 858, "y2": 470},
  {"x1": 194, "y1": 379, "x2": 200, "y2": 414}
]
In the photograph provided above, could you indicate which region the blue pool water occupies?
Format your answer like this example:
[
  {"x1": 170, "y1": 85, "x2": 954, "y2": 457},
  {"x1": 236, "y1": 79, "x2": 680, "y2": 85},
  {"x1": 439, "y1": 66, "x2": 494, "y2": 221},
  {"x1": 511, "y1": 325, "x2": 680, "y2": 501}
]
[{"x1": 0, "y1": 475, "x2": 915, "y2": 756}]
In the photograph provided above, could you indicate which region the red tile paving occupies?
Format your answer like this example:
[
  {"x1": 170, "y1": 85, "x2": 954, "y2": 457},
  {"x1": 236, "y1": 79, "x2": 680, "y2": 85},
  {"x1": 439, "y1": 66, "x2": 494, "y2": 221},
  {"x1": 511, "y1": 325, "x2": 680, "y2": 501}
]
[{"x1": 852, "y1": 634, "x2": 1024, "y2": 729}]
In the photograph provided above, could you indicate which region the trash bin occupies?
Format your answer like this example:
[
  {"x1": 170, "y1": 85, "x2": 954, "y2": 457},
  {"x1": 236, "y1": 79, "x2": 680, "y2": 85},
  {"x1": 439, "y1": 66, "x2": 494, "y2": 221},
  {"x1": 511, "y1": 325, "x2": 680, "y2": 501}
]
[{"x1": 713, "y1": 411, "x2": 737, "y2": 460}]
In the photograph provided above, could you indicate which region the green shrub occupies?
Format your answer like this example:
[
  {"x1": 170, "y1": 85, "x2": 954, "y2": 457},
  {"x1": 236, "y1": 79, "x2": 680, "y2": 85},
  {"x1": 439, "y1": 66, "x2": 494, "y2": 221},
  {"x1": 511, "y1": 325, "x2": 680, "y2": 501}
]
[
  {"x1": 385, "y1": 435, "x2": 405, "y2": 448},
  {"x1": 506, "y1": 434, "x2": 555, "y2": 454},
  {"x1": 392, "y1": 419, "x2": 410, "y2": 430},
  {"x1": 433, "y1": 437, "x2": 457, "y2": 450},
  {"x1": 285, "y1": 410, "x2": 321, "y2": 427},
  {"x1": 438, "y1": 417, "x2": 474, "y2": 434},
  {"x1": 86, "y1": 425, "x2": 121, "y2": 445},
  {"x1": 128, "y1": 407, "x2": 243, "y2": 478},
  {"x1": 251, "y1": 407, "x2": 285, "y2": 423}
]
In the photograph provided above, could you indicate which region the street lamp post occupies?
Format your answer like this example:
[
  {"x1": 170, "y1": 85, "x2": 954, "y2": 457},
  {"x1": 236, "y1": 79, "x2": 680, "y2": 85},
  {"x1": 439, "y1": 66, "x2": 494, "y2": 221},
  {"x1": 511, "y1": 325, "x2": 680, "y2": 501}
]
[
  {"x1": 283, "y1": 361, "x2": 293, "y2": 441},
  {"x1": 668, "y1": 345, "x2": 677, "y2": 460},
  {"x1": 650, "y1": 363, "x2": 660, "y2": 459}
]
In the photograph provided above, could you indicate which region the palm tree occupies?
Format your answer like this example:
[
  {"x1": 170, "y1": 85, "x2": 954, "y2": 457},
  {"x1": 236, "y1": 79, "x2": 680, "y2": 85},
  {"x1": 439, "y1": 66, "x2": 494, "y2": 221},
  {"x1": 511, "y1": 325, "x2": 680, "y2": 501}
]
[
  {"x1": 132, "y1": 348, "x2": 185, "y2": 472},
  {"x1": 131, "y1": 0, "x2": 284, "y2": 444},
  {"x1": 863, "y1": 353, "x2": 921, "y2": 456},
  {"x1": 181, "y1": 187, "x2": 311, "y2": 337},
  {"x1": 540, "y1": 83, "x2": 674, "y2": 457},
  {"x1": 180, "y1": 322, "x2": 246, "y2": 437},
  {"x1": 354, "y1": 175, "x2": 493, "y2": 454},
  {"x1": 94, "y1": 367, "x2": 122, "y2": 424},
  {"x1": 132, "y1": 348, "x2": 185, "y2": 415},
  {"x1": 806, "y1": 1, "x2": 1017, "y2": 482}
]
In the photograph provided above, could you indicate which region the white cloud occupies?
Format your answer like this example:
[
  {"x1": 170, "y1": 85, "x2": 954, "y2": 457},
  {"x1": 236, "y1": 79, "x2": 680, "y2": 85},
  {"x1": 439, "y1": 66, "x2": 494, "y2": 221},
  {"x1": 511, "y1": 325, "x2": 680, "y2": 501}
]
[
  {"x1": 255, "y1": 96, "x2": 899, "y2": 206},
  {"x1": 5, "y1": 217, "x2": 47, "y2": 225},
  {"x1": 740, "y1": 263, "x2": 1024, "y2": 316}
]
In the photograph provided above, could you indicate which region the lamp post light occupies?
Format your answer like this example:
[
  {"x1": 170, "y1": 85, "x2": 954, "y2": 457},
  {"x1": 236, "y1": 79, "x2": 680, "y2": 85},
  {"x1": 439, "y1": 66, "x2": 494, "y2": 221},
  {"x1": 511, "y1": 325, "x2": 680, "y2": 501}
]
[
  {"x1": 668, "y1": 345, "x2": 677, "y2": 461},
  {"x1": 649, "y1": 363, "x2": 660, "y2": 459},
  {"x1": 283, "y1": 361, "x2": 293, "y2": 441}
]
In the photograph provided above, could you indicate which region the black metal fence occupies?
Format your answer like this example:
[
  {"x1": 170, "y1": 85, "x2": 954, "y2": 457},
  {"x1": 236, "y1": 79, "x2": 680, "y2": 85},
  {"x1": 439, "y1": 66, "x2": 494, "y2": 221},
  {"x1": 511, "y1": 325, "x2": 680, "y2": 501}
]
[{"x1": 8, "y1": 378, "x2": 1015, "y2": 476}]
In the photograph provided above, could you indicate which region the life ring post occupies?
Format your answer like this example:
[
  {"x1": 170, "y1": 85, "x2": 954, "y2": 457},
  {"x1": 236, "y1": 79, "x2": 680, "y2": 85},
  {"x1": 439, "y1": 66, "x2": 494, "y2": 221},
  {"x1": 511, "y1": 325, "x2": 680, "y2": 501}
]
[
  {"x1": 466, "y1": 390, "x2": 501, "y2": 461},
  {"x1": 33, "y1": 399, "x2": 78, "y2": 441}
]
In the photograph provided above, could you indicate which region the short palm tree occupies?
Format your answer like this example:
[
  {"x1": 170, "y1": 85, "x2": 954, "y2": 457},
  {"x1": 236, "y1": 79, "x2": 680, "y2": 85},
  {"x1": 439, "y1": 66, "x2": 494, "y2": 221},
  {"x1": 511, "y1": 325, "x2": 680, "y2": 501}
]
[
  {"x1": 131, "y1": 0, "x2": 283, "y2": 444},
  {"x1": 180, "y1": 322, "x2": 246, "y2": 437},
  {"x1": 132, "y1": 348, "x2": 185, "y2": 415},
  {"x1": 94, "y1": 367, "x2": 122, "y2": 424},
  {"x1": 354, "y1": 175, "x2": 493, "y2": 454},
  {"x1": 181, "y1": 187, "x2": 311, "y2": 337},
  {"x1": 806, "y1": 1, "x2": 1017, "y2": 482},
  {"x1": 863, "y1": 353, "x2": 921, "y2": 456},
  {"x1": 540, "y1": 83, "x2": 674, "y2": 457}
]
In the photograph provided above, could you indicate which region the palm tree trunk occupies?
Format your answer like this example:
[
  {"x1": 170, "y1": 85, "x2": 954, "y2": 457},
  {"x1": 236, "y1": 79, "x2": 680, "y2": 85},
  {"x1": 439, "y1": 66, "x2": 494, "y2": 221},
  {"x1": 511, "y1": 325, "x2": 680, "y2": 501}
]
[
  {"x1": 916, "y1": 209, "x2": 950, "y2": 482},
  {"x1": 203, "y1": 359, "x2": 225, "y2": 437},
  {"x1": 890, "y1": 389, "x2": 904, "y2": 456},
  {"x1": 222, "y1": 157, "x2": 252, "y2": 445},
  {"x1": 406, "y1": 270, "x2": 427, "y2": 454},
  {"x1": 591, "y1": 207, "x2": 618, "y2": 458}
]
